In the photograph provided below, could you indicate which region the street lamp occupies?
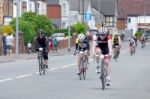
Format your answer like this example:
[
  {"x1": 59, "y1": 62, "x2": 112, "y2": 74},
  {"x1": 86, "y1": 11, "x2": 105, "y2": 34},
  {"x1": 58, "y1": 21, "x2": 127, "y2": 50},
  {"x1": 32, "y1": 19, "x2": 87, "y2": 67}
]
[
  {"x1": 68, "y1": 0, "x2": 71, "y2": 52},
  {"x1": 13, "y1": 0, "x2": 20, "y2": 56}
]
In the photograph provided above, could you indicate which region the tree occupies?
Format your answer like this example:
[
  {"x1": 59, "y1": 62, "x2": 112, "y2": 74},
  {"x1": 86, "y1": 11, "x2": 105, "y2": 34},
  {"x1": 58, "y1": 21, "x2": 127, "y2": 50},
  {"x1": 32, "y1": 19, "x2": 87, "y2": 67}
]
[
  {"x1": 72, "y1": 22, "x2": 87, "y2": 35},
  {"x1": 10, "y1": 12, "x2": 53, "y2": 44}
]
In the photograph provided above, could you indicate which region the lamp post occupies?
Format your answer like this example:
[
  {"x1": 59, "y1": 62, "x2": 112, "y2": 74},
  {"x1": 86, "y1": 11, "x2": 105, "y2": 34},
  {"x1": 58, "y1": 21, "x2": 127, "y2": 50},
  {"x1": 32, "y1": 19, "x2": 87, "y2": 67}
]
[
  {"x1": 14, "y1": 0, "x2": 20, "y2": 56},
  {"x1": 68, "y1": 0, "x2": 71, "y2": 52}
]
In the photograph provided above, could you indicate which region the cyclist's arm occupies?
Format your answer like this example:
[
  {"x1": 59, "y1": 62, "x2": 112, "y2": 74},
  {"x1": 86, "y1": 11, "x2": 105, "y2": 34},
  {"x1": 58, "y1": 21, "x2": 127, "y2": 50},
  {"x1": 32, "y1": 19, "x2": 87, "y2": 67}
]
[{"x1": 118, "y1": 36, "x2": 122, "y2": 46}]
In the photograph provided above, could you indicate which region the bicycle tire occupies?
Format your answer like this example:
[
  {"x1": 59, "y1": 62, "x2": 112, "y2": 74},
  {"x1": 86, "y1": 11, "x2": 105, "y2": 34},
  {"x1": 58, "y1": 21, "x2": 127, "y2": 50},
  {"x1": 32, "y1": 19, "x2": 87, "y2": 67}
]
[
  {"x1": 39, "y1": 58, "x2": 42, "y2": 75},
  {"x1": 43, "y1": 64, "x2": 46, "y2": 75},
  {"x1": 79, "y1": 58, "x2": 83, "y2": 80},
  {"x1": 100, "y1": 60, "x2": 106, "y2": 90}
]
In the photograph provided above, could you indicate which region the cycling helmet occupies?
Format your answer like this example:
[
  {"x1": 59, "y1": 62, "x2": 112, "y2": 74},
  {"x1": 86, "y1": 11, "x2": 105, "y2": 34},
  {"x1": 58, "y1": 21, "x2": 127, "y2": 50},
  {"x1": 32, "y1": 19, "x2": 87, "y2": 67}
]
[
  {"x1": 37, "y1": 29, "x2": 44, "y2": 35},
  {"x1": 78, "y1": 33, "x2": 85, "y2": 42},
  {"x1": 98, "y1": 27, "x2": 108, "y2": 35}
]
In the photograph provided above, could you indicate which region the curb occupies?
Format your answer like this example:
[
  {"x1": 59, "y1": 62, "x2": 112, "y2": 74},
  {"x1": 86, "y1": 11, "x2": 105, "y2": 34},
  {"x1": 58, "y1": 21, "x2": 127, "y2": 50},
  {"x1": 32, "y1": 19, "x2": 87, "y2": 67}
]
[{"x1": 0, "y1": 60, "x2": 15, "y2": 63}]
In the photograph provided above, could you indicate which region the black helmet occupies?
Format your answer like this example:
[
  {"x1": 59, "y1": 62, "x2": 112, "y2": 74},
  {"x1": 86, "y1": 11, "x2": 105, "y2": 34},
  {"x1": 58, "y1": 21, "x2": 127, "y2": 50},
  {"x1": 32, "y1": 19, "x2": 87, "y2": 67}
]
[{"x1": 37, "y1": 29, "x2": 44, "y2": 36}]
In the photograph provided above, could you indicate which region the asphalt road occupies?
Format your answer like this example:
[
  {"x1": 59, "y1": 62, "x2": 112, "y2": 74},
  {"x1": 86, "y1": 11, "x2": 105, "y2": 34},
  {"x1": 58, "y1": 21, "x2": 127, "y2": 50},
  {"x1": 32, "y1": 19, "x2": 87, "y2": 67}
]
[{"x1": 0, "y1": 42, "x2": 150, "y2": 99}]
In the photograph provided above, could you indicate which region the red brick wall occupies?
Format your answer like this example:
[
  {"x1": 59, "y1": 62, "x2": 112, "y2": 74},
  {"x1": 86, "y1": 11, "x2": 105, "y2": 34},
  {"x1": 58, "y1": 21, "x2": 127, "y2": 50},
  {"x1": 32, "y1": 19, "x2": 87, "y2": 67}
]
[
  {"x1": 47, "y1": 5, "x2": 61, "y2": 19},
  {"x1": 117, "y1": 19, "x2": 126, "y2": 30}
]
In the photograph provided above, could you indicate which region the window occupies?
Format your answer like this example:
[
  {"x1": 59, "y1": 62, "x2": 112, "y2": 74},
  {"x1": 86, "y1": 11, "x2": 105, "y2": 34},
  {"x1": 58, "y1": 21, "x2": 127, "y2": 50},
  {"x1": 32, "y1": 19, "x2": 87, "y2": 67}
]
[
  {"x1": 105, "y1": 16, "x2": 115, "y2": 27},
  {"x1": 62, "y1": 4, "x2": 67, "y2": 17},
  {"x1": 21, "y1": 1, "x2": 27, "y2": 15}
]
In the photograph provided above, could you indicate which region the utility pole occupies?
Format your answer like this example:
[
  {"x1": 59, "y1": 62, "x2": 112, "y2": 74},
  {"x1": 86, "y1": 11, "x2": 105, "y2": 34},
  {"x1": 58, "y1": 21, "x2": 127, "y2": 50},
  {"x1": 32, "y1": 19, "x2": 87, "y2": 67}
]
[
  {"x1": 82, "y1": 0, "x2": 84, "y2": 24},
  {"x1": 68, "y1": 0, "x2": 71, "y2": 52},
  {"x1": 15, "y1": 0, "x2": 20, "y2": 56}
]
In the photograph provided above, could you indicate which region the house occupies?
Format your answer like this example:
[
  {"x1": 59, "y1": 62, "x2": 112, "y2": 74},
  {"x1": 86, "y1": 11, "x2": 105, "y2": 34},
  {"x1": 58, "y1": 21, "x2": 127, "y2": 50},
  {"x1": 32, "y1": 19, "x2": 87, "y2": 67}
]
[
  {"x1": 46, "y1": 0, "x2": 61, "y2": 28},
  {"x1": 0, "y1": 0, "x2": 13, "y2": 26},
  {"x1": 117, "y1": 0, "x2": 150, "y2": 34},
  {"x1": 91, "y1": 0, "x2": 118, "y2": 28},
  {"x1": 13, "y1": 0, "x2": 47, "y2": 17}
]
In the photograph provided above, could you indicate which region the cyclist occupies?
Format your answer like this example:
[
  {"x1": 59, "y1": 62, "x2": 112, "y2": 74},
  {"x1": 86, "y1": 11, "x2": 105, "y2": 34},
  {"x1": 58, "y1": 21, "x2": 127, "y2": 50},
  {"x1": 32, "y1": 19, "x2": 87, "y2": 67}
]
[
  {"x1": 141, "y1": 34, "x2": 146, "y2": 47},
  {"x1": 112, "y1": 33, "x2": 122, "y2": 59},
  {"x1": 35, "y1": 29, "x2": 49, "y2": 68},
  {"x1": 92, "y1": 27, "x2": 112, "y2": 86},
  {"x1": 74, "y1": 33, "x2": 90, "y2": 75},
  {"x1": 129, "y1": 36, "x2": 136, "y2": 53}
]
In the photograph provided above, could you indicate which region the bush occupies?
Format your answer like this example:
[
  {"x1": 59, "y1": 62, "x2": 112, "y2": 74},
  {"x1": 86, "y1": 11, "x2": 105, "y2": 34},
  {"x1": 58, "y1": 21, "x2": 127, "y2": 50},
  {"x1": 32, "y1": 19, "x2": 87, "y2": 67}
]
[{"x1": 135, "y1": 31, "x2": 142, "y2": 39}]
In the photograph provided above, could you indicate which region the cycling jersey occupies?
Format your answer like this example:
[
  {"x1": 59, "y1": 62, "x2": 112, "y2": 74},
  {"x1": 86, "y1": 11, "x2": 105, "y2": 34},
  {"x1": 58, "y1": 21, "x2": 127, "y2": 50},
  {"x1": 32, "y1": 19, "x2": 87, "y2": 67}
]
[
  {"x1": 129, "y1": 38, "x2": 135, "y2": 46},
  {"x1": 112, "y1": 35, "x2": 121, "y2": 48},
  {"x1": 35, "y1": 35, "x2": 48, "y2": 60},
  {"x1": 94, "y1": 34, "x2": 112, "y2": 55},
  {"x1": 76, "y1": 37, "x2": 90, "y2": 51}
]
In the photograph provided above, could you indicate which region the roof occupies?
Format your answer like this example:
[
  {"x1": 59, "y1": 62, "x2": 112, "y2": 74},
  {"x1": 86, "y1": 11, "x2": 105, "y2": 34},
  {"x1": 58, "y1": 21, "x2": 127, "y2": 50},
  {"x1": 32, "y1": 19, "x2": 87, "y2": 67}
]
[
  {"x1": 70, "y1": 0, "x2": 91, "y2": 13},
  {"x1": 46, "y1": 0, "x2": 59, "y2": 5},
  {"x1": 118, "y1": 0, "x2": 150, "y2": 18},
  {"x1": 91, "y1": 0, "x2": 117, "y2": 16}
]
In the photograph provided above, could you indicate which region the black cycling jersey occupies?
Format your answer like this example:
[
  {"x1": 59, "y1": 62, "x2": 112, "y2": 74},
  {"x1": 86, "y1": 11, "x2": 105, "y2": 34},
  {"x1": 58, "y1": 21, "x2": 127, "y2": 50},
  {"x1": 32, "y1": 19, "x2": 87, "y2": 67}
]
[
  {"x1": 96, "y1": 34, "x2": 110, "y2": 55},
  {"x1": 76, "y1": 37, "x2": 90, "y2": 51},
  {"x1": 35, "y1": 35, "x2": 48, "y2": 49},
  {"x1": 113, "y1": 37, "x2": 119, "y2": 45}
]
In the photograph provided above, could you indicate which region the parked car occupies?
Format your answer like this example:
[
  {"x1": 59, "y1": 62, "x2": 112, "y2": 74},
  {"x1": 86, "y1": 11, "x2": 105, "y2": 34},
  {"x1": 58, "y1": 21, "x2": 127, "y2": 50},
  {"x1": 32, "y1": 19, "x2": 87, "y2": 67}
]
[{"x1": 51, "y1": 33, "x2": 65, "y2": 41}]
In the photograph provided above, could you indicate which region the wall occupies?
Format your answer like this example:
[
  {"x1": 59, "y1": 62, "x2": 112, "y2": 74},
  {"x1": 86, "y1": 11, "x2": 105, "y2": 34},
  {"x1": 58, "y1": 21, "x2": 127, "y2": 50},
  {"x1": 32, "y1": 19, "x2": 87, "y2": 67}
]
[
  {"x1": 127, "y1": 16, "x2": 150, "y2": 34},
  {"x1": 117, "y1": 19, "x2": 126, "y2": 30}
]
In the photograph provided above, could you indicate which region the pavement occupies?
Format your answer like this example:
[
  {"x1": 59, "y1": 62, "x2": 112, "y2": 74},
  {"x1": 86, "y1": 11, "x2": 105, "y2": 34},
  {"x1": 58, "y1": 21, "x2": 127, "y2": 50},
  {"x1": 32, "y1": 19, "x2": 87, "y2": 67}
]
[{"x1": 0, "y1": 47, "x2": 74, "y2": 63}]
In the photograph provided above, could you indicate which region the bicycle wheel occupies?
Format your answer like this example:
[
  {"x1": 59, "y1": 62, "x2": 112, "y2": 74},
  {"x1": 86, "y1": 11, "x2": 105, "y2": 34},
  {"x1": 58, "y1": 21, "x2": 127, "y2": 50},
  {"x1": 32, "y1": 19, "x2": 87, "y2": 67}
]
[
  {"x1": 43, "y1": 64, "x2": 46, "y2": 75},
  {"x1": 38, "y1": 57, "x2": 42, "y2": 75},
  {"x1": 79, "y1": 58, "x2": 84, "y2": 80},
  {"x1": 83, "y1": 60, "x2": 87, "y2": 80},
  {"x1": 100, "y1": 61, "x2": 106, "y2": 90}
]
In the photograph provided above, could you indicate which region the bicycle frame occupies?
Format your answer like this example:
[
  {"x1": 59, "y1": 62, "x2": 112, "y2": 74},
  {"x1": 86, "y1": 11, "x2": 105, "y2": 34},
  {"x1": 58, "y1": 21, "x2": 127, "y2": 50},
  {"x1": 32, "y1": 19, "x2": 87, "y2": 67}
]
[{"x1": 79, "y1": 51, "x2": 87, "y2": 80}]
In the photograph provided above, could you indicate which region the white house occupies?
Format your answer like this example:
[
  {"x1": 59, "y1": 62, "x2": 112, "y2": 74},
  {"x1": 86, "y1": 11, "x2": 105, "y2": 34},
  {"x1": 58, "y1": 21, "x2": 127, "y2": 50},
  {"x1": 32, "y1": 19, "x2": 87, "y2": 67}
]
[
  {"x1": 127, "y1": 16, "x2": 150, "y2": 34},
  {"x1": 13, "y1": 0, "x2": 46, "y2": 17}
]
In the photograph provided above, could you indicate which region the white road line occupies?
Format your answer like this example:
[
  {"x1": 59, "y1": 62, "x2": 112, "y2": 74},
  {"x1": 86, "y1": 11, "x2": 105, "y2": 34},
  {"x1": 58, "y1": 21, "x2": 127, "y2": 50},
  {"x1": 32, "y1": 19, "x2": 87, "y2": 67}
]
[
  {"x1": 0, "y1": 49, "x2": 129, "y2": 83},
  {"x1": 49, "y1": 68, "x2": 58, "y2": 71},
  {"x1": 16, "y1": 74, "x2": 33, "y2": 79},
  {"x1": 0, "y1": 78, "x2": 14, "y2": 83}
]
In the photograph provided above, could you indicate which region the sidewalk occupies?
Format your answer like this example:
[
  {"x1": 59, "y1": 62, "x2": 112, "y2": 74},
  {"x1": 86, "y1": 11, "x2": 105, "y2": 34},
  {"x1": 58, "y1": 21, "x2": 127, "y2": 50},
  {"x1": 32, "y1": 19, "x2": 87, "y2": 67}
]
[{"x1": 0, "y1": 47, "x2": 74, "y2": 63}]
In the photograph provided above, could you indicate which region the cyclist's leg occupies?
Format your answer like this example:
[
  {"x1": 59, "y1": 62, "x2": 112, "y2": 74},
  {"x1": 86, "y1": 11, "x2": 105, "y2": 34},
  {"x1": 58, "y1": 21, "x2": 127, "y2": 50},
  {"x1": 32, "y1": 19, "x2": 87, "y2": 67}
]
[
  {"x1": 83, "y1": 50, "x2": 89, "y2": 68},
  {"x1": 43, "y1": 50, "x2": 48, "y2": 68},
  {"x1": 103, "y1": 50, "x2": 111, "y2": 85}
]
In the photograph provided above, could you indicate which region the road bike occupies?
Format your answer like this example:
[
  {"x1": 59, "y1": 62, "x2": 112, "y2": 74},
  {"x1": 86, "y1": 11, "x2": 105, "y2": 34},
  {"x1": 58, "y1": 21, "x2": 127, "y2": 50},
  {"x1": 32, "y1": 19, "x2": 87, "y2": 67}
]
[
  {"x1": 96, "y1": 54, "x2": 109, "y2": 90},
  {"x1": 38, "y1": 48, "x2": 46, "y2": 75},
  {"x1": 74, "y1": 50, "x2": 88, "y2": 80}
]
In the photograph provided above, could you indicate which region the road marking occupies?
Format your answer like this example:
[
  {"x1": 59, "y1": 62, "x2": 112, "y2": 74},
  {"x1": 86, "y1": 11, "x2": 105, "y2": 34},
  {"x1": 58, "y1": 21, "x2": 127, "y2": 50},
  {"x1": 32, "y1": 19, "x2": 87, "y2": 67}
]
[
  {"x1": 16, "y1": 74, "x2": 33, "y2": 79},
  {"x1": 0, "y1": 49, "x2": 128, "y2": 83},
  {"x1": 0, "y1": 78, "x2": 14, "y2": 83}
]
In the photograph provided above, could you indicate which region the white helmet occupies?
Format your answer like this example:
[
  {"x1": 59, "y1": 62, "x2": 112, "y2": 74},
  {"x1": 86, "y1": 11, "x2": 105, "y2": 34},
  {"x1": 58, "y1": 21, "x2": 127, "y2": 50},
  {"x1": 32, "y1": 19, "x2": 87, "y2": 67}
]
[
  {"x1": 98, "y1": 27, "x2": 108, "y2": 35},
  {"x1": 78, "y1": 33, "x2": 85, "y2": 42}
]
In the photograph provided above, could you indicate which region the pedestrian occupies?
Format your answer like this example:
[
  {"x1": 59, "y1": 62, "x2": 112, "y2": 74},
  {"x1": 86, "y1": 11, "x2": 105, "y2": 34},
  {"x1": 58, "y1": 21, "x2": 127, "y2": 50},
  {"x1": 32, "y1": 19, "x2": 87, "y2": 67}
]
[
  {"x1": 48, "y1": 37, "x2": 53, "y2": 53},
  {"x1": 6, "y1": 33, "x2": 14, "y2": 56},
  {"x1": 2, "y1": 33, "x2": 7, "y2": 55},
  {"x1": 53, "y1": 37, "x2": 58, "y2": 52},
  {"x1": 27, "y1": 41, "x2": 32, "y2": 54}
]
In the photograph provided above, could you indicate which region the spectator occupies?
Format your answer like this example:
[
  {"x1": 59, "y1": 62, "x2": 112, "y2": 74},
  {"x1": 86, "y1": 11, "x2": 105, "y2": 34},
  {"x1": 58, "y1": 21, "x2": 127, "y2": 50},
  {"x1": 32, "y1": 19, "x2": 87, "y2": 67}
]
[
  {"x1": 48, "y1": 37, "x2": 53, "y2": 53},
  {"x1": 27, "y1": 41, "x2": 32, "y2": 54},
  {"x1": 53, "y1": 37, "x2": 58, "y2": 52},
  {"x1": 6, "y1": 33, "x2": 14, "y2": 56},
  {"x1": 2, "y1": 33, "x2": 7, "y2": 55}
]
